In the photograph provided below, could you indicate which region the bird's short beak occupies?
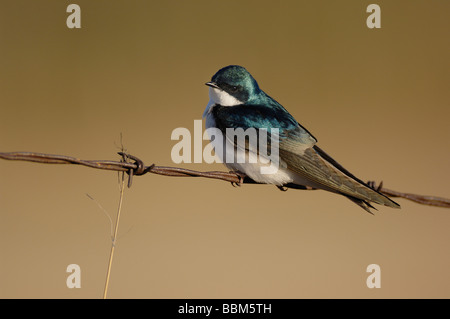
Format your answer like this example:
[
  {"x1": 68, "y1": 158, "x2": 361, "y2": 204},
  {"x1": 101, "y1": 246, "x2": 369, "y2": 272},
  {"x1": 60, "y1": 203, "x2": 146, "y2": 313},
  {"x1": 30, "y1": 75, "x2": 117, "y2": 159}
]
[{"x1": 205, "y1": 81, "x2": 220, "y2": 89}]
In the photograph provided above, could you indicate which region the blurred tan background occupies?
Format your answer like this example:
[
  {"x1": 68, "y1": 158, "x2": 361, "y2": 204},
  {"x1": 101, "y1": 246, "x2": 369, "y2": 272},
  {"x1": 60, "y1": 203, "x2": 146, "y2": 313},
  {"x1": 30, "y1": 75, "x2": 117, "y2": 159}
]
[{"x1": 1, "y1": 0, "x2": 449, "y2": 298}]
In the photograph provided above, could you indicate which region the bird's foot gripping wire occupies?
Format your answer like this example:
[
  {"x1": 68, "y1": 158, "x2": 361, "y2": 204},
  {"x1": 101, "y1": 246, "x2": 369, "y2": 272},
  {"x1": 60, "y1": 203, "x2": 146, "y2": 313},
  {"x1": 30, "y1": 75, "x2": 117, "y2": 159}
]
[
  {"x1": 230, "y1": 171, "x2": 247, "y2": 187},
  {"x1": 367, "y1": 180, "x2": 383, "y2": 192}
]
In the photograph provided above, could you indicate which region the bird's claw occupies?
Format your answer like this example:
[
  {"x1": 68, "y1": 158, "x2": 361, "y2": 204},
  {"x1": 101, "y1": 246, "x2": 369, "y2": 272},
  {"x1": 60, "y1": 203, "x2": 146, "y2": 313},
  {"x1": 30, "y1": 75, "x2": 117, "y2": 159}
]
[
  {"x1": 367, "y1": 180, "x2": 383, "y2": 192},
  {"x1": 230, "y1": 171, "x2": 246, "y2": 187}
]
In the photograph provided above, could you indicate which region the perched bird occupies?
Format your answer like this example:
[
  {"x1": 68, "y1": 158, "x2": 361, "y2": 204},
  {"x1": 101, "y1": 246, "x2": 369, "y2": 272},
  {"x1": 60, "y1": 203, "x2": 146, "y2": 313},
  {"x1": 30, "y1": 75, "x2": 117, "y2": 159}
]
[{"x1": 203, "y1": 65, "x2": 400, "y2": 213}]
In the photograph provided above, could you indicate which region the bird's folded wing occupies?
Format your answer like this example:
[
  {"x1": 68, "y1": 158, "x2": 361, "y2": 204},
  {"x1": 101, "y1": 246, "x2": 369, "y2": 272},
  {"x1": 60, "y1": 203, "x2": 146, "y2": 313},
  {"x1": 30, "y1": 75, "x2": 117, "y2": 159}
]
[{"x1": 279, "y1": 143, "x2": 400, "y2": 208}]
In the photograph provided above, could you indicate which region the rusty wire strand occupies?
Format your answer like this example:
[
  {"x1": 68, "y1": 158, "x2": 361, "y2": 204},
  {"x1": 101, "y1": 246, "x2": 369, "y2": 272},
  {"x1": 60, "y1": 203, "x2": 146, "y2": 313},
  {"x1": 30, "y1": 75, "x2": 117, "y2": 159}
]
[{"x1": 1, "y1": 151, "x2": 449, "y2": 208}]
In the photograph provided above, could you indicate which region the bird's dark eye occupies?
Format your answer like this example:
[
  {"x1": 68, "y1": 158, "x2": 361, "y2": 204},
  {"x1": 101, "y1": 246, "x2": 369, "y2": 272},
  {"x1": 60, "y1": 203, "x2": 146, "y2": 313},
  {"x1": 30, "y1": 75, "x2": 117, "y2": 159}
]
[{"x1": 231, "y1": 86, "x2": 238, "y2": 92}]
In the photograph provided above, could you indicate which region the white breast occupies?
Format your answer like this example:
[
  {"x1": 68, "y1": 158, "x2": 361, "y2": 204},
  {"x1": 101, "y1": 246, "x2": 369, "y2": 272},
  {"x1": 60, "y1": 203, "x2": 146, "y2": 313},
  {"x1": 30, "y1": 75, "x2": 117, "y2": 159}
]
[{"x1": 203, "y1": 95, "x2": 294, "y2": 186}]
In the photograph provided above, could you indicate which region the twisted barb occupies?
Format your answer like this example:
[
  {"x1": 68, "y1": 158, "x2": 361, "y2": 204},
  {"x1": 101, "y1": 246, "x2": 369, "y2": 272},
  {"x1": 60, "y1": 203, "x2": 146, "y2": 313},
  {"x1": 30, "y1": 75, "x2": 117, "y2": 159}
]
[{"x1": 1, "y1": 151, "x2": 449, "y2": 208}]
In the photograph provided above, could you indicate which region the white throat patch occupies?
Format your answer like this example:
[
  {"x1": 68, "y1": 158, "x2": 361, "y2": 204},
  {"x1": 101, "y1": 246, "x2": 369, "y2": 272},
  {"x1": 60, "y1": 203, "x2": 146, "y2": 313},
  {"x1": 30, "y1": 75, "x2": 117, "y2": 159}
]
[
  {"x1": 203, "y1": 87, "x2": 243, "y2": 118},
  {"x1": 209, "y1": 87, "x2": 242, "y2": 107}
]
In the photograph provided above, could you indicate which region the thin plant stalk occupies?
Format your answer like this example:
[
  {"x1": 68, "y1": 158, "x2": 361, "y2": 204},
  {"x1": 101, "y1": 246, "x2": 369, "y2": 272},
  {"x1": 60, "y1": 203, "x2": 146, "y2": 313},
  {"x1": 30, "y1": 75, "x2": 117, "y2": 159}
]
[{"x1": 103, "y1": 171, "x2": 126, "y2": 299}]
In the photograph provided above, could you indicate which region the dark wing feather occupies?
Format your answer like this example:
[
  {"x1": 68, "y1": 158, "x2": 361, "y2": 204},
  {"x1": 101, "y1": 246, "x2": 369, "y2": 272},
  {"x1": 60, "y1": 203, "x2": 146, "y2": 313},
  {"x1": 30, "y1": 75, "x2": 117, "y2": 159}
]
[{"x1": 279, "y1": 143, "x2": 400, "y2": 208}]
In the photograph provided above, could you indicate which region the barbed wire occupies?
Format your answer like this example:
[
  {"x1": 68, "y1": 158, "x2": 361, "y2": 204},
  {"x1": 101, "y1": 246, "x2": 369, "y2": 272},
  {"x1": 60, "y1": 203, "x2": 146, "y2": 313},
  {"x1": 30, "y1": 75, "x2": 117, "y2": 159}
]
[{"x1": 1, "y1": 151, "x2": 449, "y2": 208}]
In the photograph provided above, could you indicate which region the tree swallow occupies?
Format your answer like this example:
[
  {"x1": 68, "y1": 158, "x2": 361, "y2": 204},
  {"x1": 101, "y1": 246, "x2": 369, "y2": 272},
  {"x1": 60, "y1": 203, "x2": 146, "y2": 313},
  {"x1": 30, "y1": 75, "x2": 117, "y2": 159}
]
[{"x1": 203, "y1": 65, "x2": 400, "y2": 213}]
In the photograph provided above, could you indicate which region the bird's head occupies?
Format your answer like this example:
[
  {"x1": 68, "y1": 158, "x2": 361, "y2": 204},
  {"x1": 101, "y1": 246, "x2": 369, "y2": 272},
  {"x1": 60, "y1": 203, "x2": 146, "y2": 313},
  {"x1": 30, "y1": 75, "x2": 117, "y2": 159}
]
[{"x1": 206, "y1": 65, "x2": 261, "y2": 106}]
